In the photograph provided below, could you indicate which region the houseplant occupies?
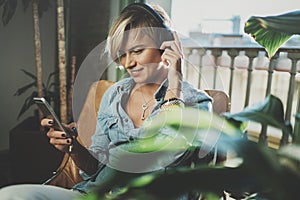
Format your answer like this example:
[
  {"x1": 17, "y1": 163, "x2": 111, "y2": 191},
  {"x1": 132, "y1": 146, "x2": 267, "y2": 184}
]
[
  {"x1": 1, "y1": 0, "x2": 69, "y2": 122},
  {"x1": 9, "y1": 69, "x2": 63, "y2": 184},
  {"x1": 244, "y1": 10, "x2": 300, "y2": 143},
  {"x1": 1, "y1": 0, "x2": 69, "y2": 184},
  {"x1": 13, "y1": 69, "x2": 59, "y2": 120},
  {"x1": 78, "y1": 95, "x2": 296, "y2": 200}
]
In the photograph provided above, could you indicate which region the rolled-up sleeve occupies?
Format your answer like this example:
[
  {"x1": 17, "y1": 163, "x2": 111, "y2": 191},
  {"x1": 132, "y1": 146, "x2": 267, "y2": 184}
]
[{"x1": 182, "y1": 82, "x2": 213, "y2": 112}]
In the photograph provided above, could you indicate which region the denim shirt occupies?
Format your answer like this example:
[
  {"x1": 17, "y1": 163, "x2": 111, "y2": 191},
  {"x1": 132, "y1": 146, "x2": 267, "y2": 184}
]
[{"x1": 73, "y1": 77, "x2": 212, "y2": 194}]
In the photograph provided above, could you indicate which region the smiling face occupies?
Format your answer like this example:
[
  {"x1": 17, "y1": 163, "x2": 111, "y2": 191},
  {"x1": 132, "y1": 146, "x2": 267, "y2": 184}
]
[{"x1": 118, "y1": 30, "x2": 168, "y2": 85}]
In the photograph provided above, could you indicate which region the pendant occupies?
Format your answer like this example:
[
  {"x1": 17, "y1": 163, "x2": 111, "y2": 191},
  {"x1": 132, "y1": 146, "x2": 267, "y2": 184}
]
[{"x1": 141, "y1": 103, "x2": 148, "y2": 120}]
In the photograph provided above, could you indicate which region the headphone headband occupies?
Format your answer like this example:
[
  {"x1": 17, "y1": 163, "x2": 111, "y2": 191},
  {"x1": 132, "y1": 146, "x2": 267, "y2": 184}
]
[{"x1": 121, "y1": 3, "x2": 167, "y2": 29}]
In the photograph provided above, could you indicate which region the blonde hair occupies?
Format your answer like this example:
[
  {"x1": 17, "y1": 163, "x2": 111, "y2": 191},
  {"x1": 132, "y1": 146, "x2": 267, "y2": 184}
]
[{"x1": 106, "y1": 3, "x2": 172, "y2": 62}]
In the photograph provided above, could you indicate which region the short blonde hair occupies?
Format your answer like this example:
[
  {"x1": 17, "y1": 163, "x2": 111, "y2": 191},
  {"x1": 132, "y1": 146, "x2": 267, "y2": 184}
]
[{"x1": 106, "y1": 3, "x2": 172, "y2": 62}]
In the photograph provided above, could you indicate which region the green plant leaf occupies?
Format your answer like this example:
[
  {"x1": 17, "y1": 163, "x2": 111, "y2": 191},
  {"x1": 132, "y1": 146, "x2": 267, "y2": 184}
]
[
  {"x1": 21, "y1": 0, "x2": 32, "y2": 11},
  {"x1": 98, "y1": 166, "x2": 251, "y2": 200},
  {"x1": 223, "y1": 95, "x2": 292, "y2": 135},
  {"x1": 13, "y1": 81, "x2": 36, "y2": 96},
  {"x1": 38, "y1": 0, "x2": 52, "y2": 17},
  {"x1": 244, "y1": 10, "x2": 300, "y2": 58},
  {"x1": 45, "y1": 70, "x2": 58, "y2": 89},
  {"x1": 14, "y1": 69, "x2": 58, "y2": 119},
  {"x1": 20, "y1": 69, "x2": 37, "y2": 80},
  {"x1": 0, "y1": 0, "x2": 6, "y2": 7},
  {"x1": 143, "y1": 107, "x2": 240, "y2": 138},
  {"x1": 80, "y1": 97, "x2": 300, "y2": 200},
  {"x1": 277, "y1": 144, "x2": 300, "y2": 177},
  {"x1": 2, "y1": 0, "x2": 17, "y2": 25},
  {"x1": 16, "y1": 91, "x2": 37, "y2": 120},
  {"x1": 249, "y1": 10, "x2": 300, "y2": 34},
  {"x1": 82, "y1": 108, "x2": 245, "y2": 199},
  {"x1": 13, "y1": 69, "x2": 38, "y2": 96},
  {"x1": 106, "y1": 108, "x2": 242, "y2": 175},
  {"x1": 1, "y1": 0, "x2": 52, "y2": 25},
  {"x1": 77, "y1": 192, "x2": 98, "y2": 200},
  {"x1": 88, "y1": 141, "x2": 300, "y2": 200},
  {"x1": 112, "y1": 108, "x2": 241, "y2": 153},
  {"x1": 88, "y1": 141, "x2": 271, "y2": 200}
]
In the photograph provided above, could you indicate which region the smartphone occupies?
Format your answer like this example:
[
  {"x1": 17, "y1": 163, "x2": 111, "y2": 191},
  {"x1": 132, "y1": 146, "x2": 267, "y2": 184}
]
[{"x1": 33, "y1": 97, "x2": 69, "y2": 135}]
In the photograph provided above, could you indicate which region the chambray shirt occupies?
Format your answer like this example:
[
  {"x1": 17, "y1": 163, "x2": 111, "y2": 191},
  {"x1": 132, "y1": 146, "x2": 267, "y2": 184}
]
[{"x1": 73, "y1": 77, "x2": 212, "y2": 194}]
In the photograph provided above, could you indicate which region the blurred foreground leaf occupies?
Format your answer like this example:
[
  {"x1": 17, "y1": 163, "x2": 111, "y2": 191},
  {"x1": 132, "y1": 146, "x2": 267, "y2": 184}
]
[
  {"x1": 80, "y1": 141, "x2": 300, "y2": 200},
  {"x1": 80, "y1": 108, "x2": 245, "y2": 200},
  {"x1": 79, "y1": 97, "x2": 299, "y2": 200},
  {"x1": 223, "y1": 95, "x2": 292, "y2": 135}
]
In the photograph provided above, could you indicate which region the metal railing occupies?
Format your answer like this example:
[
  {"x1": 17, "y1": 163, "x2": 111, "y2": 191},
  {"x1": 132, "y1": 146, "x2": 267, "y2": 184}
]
[{"x1": 183, "y1": 46, "x2": 300, "y2": 147}]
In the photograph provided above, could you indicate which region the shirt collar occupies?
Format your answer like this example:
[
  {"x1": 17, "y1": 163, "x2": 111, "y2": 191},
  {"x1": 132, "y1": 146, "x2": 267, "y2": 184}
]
[
  {"x1": 154, "y1": 79, "x2": 168, "y2": 101},
  {"x1": 117, "y1": 77, "x2": 168, "y2": 101},
  {"x1": 116, "y1": 77, "x2": 135, "y2": 94}
]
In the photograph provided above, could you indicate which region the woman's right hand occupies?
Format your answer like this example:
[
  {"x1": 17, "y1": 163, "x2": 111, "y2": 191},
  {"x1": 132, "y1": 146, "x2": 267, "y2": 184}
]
[
  {"x1": 41, "y1": 118, "x2": 99, "y2": 175},
  {"x1": 41, "y1": 118, "x2": 76, "y2": 153}
]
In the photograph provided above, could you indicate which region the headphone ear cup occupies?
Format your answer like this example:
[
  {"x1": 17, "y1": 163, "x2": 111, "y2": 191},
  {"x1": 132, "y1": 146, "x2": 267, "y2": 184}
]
[
  {"x1": 158, "y1": 28, "x2": 174, "y2": 46},
  {"x1": 167, "y1": 29, "x2": 174, "y2": 41}
]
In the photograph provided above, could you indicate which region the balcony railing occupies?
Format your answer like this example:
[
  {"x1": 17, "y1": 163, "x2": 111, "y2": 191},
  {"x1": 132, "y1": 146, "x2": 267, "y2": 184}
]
[{"x1": 183, "y1": 46, "x2": 300, "y2": 148}]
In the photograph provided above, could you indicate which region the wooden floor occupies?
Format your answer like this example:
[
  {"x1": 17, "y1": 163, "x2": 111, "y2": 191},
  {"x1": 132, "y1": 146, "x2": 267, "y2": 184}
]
[{"x1": 247, "y1": 130, "x2": 289, "y2": 149}]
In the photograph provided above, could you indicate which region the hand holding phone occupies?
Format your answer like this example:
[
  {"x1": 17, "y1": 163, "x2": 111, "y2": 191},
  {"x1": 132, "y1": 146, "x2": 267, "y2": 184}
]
[{"x1": 33, "y1": 97, "x2": 73, "y2": 137}]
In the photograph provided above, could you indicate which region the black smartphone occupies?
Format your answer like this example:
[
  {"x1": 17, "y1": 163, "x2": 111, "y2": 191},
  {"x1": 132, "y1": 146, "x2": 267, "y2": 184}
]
[{"x1": 33, "y1": 97, "x2": 70, "y2": 136}]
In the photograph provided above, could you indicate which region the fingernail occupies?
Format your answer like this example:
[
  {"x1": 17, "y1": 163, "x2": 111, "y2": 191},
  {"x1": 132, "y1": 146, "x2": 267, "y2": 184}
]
[
  {"x1": 48, "y1": 120, "x2": 53, "y2": 124},
  {"x1": 61, "y1": 133, "x2": 66, "y2": 137},
  {"x1": 67, "y1": 139, "x2": 71, "y2": 144}
]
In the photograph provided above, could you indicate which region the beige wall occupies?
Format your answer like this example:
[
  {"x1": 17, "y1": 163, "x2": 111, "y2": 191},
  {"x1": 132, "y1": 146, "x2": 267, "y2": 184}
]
[
  {"x1": 146, "y1": 0, "x2": 172, "y2": 17},
  {"x1": 0, "y1": 5, "x2": 56, "y2": 150}
]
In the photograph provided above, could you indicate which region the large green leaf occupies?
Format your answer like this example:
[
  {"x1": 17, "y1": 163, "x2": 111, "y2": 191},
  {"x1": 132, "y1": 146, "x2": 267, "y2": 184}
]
[
  {"x1": 1, "y1": 0, "x2": 17, "y2": 25},
  {"x1": 94, "y1": 165, "x2": 254, "y2": 200},
  {"x1": 1, "y1": 0, "x2": 53, "y2": 25},
  {"x1": 244, "y1": 10, "x2": 300, "y2": 58},
  {"x1": 79, "y1": 108, "x2": 245, "y2": 200},
  {"x1": 223, "y1": 95, "x2": 292, "y2": 135},
  {"x1": 111, "y1": 108, "x2": 241, "y2": 154},
  {"x1": 82, "y1": 141, "x2": 300, "y2": 200},
  {"x1": 106, "y1": 108, "x2": 242, "y2": 173},
  {"x1": 79, "y1": 96, "x2": 300, "y2": 200}
]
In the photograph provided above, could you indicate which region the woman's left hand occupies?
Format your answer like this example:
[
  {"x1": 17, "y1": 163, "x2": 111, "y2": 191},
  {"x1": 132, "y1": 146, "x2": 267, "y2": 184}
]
[{"x1": 160, "y1": 31, "x2": 183, "y2": 97}]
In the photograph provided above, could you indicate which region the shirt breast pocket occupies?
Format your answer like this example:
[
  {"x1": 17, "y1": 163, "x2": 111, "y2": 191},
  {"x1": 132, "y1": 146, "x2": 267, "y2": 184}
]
[{"x1": 106, "y1": 116, "x2": 124, "y2": 144}]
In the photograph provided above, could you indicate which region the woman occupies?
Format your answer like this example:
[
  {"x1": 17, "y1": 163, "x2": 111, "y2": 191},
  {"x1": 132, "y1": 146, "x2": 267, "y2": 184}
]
[{"x1": 0, "y1": 3, "x2": 212, "y2": 199}]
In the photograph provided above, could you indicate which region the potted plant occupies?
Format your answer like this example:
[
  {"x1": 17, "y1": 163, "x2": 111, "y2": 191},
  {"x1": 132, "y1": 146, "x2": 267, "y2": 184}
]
[
  {"x1": 244, "y1": 10, "x2": 300, "y2": 144},
  {"x1": 9, "y1": 69, "x2": 63, "y2": 184},
  {"x1": 0, "y1": 0, "x2": 70, "y2": 184},
  {"x1": 77, "y1": 95, "x2": 296, "y2": 200},
  {"x1": 0, "y1": 0, "x2": 69, "y2": 122},
  {"x1": 13, "y1": 69, "x2": 59, "y2": 120}
]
